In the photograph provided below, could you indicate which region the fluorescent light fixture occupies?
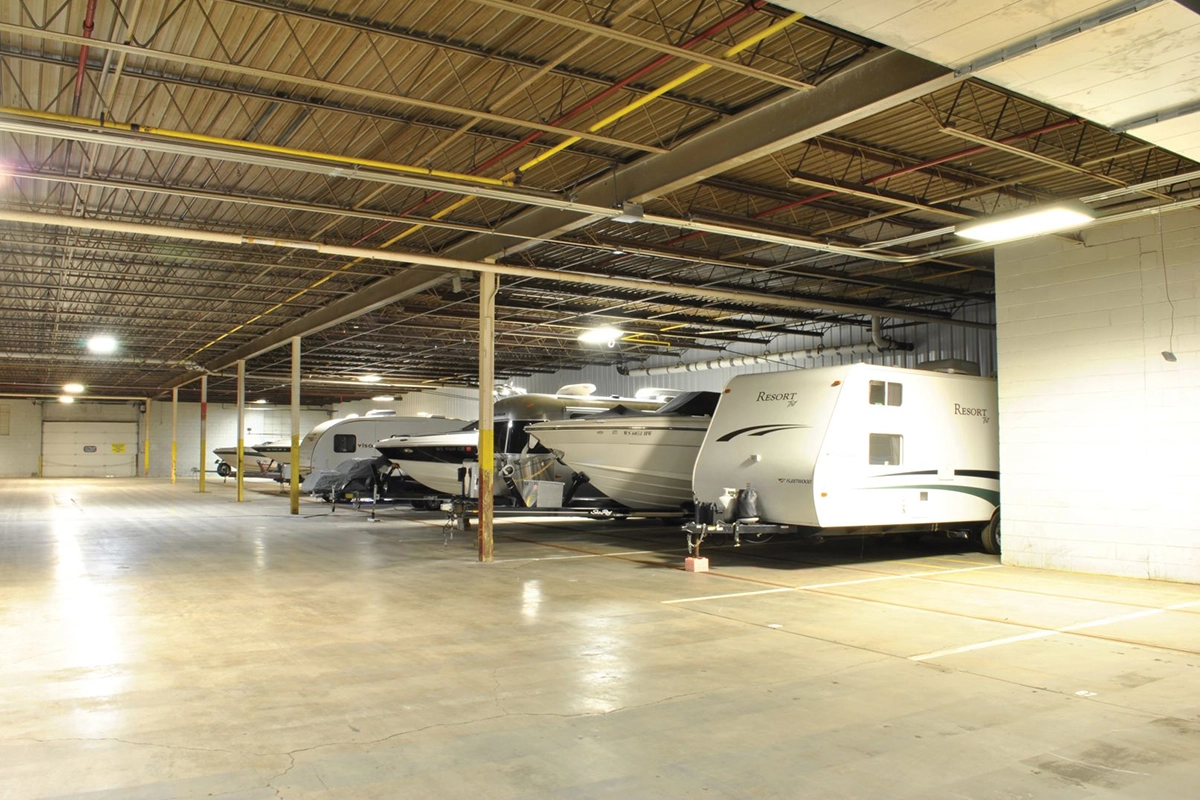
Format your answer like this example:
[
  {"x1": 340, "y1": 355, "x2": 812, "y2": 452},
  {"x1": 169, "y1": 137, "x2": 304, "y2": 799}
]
[
  {"x1": 578, "y1": 326, "x2": 623, "y2": 344},
  {"x1": 253, "y1": 398, "x2": 268, "y2": 404},
  {"x1": 356, "y1": 374, "x2": 383, "y2": 383},
  {"x1": 58, "y1": 395, "x2": 75, "y2": 404},
  {"x1": 372, "y1": 395, "x2": 396, "y2": 402},
  {"x1": 62, "y1": 383, "x2": 85, "y2": 394},
  {"x1": 87, "y1": 335, "x2": 117, "y2": 354},
  {"x1": 956, "y1": 202, "x2": 1094, "y2": 243},
  {"x1": 611, "y1": 201, "x2": 643, "y2": 224}
]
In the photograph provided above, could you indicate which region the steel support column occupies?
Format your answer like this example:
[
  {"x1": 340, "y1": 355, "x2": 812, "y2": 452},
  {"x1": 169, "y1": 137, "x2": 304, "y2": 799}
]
[
  {"x1": 171, "y1": 388, "x2": 178, "y2": 484},
  {"x1": 236, "y1": 359, "x2": 245, "y2": 502},
  {"x1": 290, "y1": 337, "x2": 301, "y2": 515},
  {"x1": 478, "y1": 272, "x2": 497, "y2": 563},
  {"x1": 143, "y1": 396, "x2": 151, "y2": 477},
  {"x1": 199, "y1": 375, "x2": 207, "y2": 493}
]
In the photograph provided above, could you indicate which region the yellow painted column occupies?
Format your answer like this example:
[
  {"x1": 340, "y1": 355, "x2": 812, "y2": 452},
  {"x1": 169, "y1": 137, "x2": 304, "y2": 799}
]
[
  {"x1": 171, "y1": 388, "x2": 178, "y2": 484},
  {"x1": 143, "y1": 397, "x2": 152, "y2": 477},
  {"x1": 477, "y1": 272, "x2": 497, "y2": 562}
]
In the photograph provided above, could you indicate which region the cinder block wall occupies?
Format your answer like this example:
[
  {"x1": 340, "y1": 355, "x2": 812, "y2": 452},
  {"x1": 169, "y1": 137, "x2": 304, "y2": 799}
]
[{"x1": 995, "y1": 211, "x2": 1200, "y2": 583}]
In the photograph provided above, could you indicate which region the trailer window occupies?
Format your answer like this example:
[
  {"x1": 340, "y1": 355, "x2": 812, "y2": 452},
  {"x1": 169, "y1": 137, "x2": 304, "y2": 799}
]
[
  {"x1": 333, "y1": 434, "x2": 357, "y2": 453},
  {"x1": 868, "y1": 381, "x2": 903, "y2": 406},
  {"x1": 869, "y1": 434, "x2": 902, "y2": 466}
]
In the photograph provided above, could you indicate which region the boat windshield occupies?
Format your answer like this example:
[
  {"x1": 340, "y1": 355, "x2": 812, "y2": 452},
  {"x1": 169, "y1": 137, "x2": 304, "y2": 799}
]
[
  {"x1": 655, "y1": 391, "x2": 721, "y2": 416},
  {"x1": 495, "y1": 419, "x2": 549, "y2": 454}
]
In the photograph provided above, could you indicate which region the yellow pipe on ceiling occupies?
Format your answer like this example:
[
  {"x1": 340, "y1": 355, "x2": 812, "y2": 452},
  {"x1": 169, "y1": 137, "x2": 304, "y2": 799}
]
[{"x1": 0, "y1": 107, "x2": 516, "y2": 189}]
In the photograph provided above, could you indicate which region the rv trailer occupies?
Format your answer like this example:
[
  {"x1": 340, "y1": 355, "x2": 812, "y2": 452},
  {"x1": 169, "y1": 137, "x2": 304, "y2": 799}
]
[
  {"x1": 687, "y1": 364, "x2": 1001, "y2": 554},
  {"x1": 255, "y1": 411, "x2": 465, "y2": 481}
]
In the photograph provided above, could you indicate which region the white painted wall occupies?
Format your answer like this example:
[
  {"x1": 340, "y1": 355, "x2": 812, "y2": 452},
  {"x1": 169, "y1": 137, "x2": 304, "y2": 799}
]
[
  {"x1": 0, "y1": 400, "x2": 44, "y2": 477},
  {"x1": 996, "y1": 211, "x2": 1200, "y2": 583},
  {"x1": 146, "y1": 401, "x2": 331, "y2": 478}
]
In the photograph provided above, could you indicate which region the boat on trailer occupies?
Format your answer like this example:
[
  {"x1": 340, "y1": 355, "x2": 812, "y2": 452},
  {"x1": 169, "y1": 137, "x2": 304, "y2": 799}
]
[
  {"x1": 525, "y1": 391, "x2": 720, "y2": 510},
  {"x1": 375, "y1": 385, "x2": 667, "y2": 501}
]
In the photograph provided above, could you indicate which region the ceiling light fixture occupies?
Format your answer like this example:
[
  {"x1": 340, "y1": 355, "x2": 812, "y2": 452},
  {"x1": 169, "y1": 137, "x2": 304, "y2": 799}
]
[
  {"x1": 86, "y1": 335, "x2": 117, "y2": 354},
  {"x1": 578, "y1": 326, "x2": 623, "y2": 345},
  {"x1": 372, "y1": 395, "x2": 396, "y2": 402},
  {"x1": 356, "y1": 374, "x2": 383, "y2": 383},
  {"x1": 58, "y1": 395, "x2": 75, "y2": 404},
  {"x1": 253, "y1": 398, "x2": 268, "y2": 404},
  {"x1": 956, "y1": 202, "x2": 1094, "y2": 243},
  {"x1": 62, "y1": 383, "x2": 85, "y2": 394}
]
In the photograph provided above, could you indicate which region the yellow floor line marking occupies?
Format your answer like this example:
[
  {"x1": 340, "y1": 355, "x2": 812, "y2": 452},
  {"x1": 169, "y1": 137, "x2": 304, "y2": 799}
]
[
  {"x1": 663, "y1": 564, "x2": 1003, "y2": 605},
  {"x1": 909, "y1": 598, "x2": 1200, "y2": 661},
  {"x1": 927, "y1": 556, "x2": 996, "y2": 567},
  {"x1": 492, "y1": 548, "x2": 679, "y2": 563}
]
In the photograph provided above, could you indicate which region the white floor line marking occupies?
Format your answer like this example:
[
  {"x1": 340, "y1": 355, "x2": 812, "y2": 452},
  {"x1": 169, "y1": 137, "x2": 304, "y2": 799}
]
[
  {"x1": 910, "y1": 598, "x2": 1200, "y2": 661},
  {"x1": 492, "y1": 548, "x2": 678, "y2": 563},
  {"x1": 663, "y1": 564, "x2": 1002, "y2": 604},
  {"x1": 1046, "y1": 753, "x2": 1150, "y2": 776}
]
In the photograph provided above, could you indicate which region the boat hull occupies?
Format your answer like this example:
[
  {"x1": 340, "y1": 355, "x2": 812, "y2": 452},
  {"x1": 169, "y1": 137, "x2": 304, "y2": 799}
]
[{"x1": 527, "y1": 416, "x2": 708, "y2": 509}]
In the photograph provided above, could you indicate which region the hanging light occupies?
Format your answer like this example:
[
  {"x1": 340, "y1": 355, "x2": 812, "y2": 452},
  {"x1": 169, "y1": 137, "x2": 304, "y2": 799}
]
[
  {"x1": 356, "y1": 374, "x2": 383, "y2": 383},
  {"x1": 578, "y1": 326, "x2": 623, "y2": 345},
  {"x1": 956, "y1": 202, "x2": 1094, "y2": 243},
  {"x1": 86, "y1": 335, "x2": 117, "y2": 353},
  {"x1": 62, "y1": 383, "x2": 85, "y2": 394}
]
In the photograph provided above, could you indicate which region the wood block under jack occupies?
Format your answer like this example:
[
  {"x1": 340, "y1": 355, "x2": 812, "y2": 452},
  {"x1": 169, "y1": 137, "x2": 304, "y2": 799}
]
[{"x1": 685, "y1": 556, "x2": 709, "y2": 573}]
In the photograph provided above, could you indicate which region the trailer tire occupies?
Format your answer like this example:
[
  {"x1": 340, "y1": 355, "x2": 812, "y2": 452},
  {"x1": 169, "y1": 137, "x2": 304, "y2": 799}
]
[
  {"x1": 980, "y1": 508, "x2": 1001, "y2": 555},
  {"x1": 216, "y1": 462, "x2": 232, "y2": 478}
]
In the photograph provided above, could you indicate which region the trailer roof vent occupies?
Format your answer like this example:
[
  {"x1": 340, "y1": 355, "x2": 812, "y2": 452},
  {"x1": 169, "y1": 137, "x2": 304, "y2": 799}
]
[{"x1": 915, "y1": 359, "x2": 981, "y2": 376}]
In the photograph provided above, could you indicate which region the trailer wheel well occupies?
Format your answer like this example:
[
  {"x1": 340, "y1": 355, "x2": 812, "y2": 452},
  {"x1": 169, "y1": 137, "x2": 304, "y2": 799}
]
[{"x1": 979, "y1": 508, "x2": 1001, "y2": 555}]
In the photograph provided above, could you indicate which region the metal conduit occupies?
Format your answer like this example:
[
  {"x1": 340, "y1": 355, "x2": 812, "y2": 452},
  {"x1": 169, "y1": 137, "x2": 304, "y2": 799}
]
[{"x1": 621, "y1": 341, "x2": 907, "y2": 377}]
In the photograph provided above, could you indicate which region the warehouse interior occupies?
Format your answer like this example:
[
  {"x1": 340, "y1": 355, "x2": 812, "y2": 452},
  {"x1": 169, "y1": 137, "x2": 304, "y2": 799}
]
[{"x1": 2, "y1": 1, "x2": 1199, "y2": 797}]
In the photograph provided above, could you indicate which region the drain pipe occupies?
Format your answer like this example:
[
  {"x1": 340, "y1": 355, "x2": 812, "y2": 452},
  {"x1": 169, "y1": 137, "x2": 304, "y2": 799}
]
[
  {"x1": 71, "y1": 0, "x2": 98, "y2": 115},
  {"x1": 870, "y1": 315, "x2": 902, "y2": 350}
]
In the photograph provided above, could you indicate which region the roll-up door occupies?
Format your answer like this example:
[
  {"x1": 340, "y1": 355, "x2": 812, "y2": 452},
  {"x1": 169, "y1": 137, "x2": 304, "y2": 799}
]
[{"x1": 41, "y1": 421, "x2": 139, "y2": 478}]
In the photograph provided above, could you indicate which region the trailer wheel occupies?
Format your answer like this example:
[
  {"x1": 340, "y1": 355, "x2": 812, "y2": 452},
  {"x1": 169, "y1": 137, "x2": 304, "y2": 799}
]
[
  {"x1": 216, "y1": 462, "x2": 232, "y2": 478},
  {"x1": 980, "y1": 508, "x2": 1001, "y2": 555}
]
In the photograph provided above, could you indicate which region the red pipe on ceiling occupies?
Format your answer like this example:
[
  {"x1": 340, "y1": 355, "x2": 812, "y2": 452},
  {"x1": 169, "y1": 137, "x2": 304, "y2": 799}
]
[
  {"x1": 351, "y1": 0, "x2": 768, "y2": 246},
  {"x1": 71, "y1": 0, "x2": 98, "y2": 115}
]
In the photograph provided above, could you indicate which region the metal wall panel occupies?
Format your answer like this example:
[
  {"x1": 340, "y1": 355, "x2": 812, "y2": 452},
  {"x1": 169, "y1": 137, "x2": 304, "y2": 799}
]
[{"x1": 521, "y1": 310, "x2": 996, "y2": 397}]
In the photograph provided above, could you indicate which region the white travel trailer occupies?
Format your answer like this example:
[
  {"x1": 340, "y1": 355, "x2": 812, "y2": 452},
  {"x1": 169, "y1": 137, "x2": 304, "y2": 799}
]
[
  {"x1": 688, "y1": 363, "x2": 1001, "y2": 554},
  {"x1": 256, "y1": 411, "x2": 465, "y2": 480}
]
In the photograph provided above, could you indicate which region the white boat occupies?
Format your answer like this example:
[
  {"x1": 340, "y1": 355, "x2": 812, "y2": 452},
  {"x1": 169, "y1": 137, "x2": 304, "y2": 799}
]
[
  {"x1": 212, "y1": 443, "x2": 276, "y2": 477},
  {"x1": 253, "y1": 411, "x2": 464, "y2": 480},
  {"x1": 375, "y1": 386, "x2": 665, "y2": 499},
  {"x1": 525, "y1": 391, "x2": 720, "y2": 510}
]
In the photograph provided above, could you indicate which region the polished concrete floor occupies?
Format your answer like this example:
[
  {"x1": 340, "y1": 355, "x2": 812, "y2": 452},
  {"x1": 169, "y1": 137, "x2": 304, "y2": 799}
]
[{"x1": 3, "y1": 477, "x2": 1199, "y2": 799}]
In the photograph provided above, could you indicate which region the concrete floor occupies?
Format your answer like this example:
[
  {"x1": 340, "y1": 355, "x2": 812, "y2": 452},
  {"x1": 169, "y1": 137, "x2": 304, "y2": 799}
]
[{"x1": 2, "y1": 478, "x2": 1199, "y2": 799}]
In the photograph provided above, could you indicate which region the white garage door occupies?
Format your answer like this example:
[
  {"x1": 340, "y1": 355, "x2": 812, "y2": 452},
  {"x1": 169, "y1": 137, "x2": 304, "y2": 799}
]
[{"x1": 42, "y1": 422, "x2": 139, "y2": 478}]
